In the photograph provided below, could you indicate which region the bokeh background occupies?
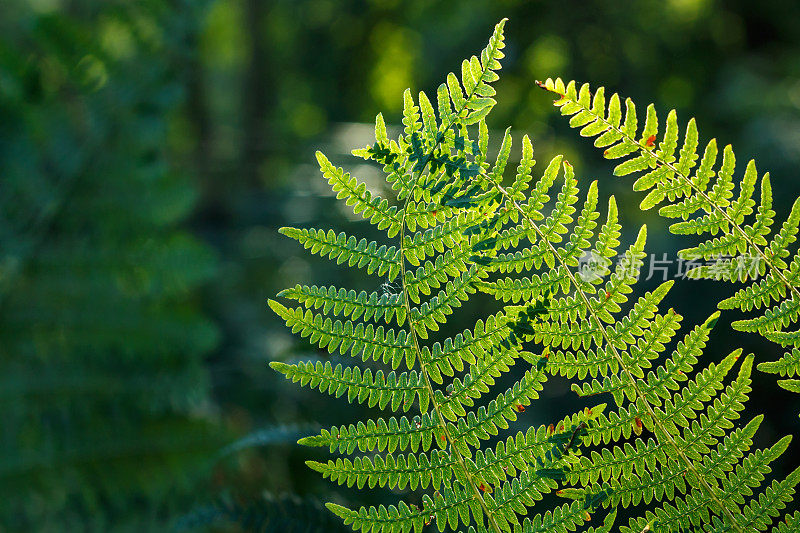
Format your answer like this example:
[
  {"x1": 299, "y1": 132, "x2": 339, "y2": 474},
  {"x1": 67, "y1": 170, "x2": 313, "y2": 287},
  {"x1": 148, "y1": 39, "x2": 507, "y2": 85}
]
[{"x1": 2, "y1": 0, "x2": 800, "y2": 530}]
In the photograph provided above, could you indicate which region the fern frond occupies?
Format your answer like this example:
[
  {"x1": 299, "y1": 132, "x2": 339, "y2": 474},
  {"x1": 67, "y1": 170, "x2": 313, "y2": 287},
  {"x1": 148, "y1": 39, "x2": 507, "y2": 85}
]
[
  {"x1": 405, "y1": 247, "x2": 472, "y2": 303},
  {"x1": 299, "y1": 414, "x2": 439, "y2": 455},
  {"x1": 272, "y1": 21, "x2": 796, "y2": 533},
  {"x1": 326, "y1": 485, "x2": 478, "y2": 533},
  {"x1": 307, "y1": 449, "x2": 454, "y2": 491},
  {"x1": 539, "y1": 77, "x2": 800, "y2": 396},
  {"x1": 772, "y1": 511, "x2": 800, "y2": 533},
  {"x1": 778, "y1": 379, "x2": 800, "y2": 396},
  {"x1": 624, "y1": 434, "x2": 792, "y2": 532},
  {"x1": 420, "y1": 312, "x2": 512, "y2": 383},
  {"x1": 410, "y1": 264, "x2": 486, "y2": 339},
  {"x1": 705, "y1": 466, "x2": 800, "y2": 532}
]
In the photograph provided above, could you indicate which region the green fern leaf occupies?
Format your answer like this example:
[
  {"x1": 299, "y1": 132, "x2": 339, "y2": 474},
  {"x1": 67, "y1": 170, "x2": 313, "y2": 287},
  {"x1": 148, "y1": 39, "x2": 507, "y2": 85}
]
[{"x1": 271, "y1": 21, "x2": 797, "y2": 533}]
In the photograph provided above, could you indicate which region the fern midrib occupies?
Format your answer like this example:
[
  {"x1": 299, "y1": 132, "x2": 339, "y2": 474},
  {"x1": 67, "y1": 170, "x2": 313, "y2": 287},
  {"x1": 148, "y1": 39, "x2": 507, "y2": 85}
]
[
  {"x1": 399, "y1": 199, "x2": 503, "y2": 533},
  {"x1": 488, "y1": 176, "x2": 746, "y2": 533},
  {"x1": 549, "y1": 86, "x2": 800, "y2": 308},
  {"x1": 393, "y1": 46, "x2": 508, "y2": 532}
]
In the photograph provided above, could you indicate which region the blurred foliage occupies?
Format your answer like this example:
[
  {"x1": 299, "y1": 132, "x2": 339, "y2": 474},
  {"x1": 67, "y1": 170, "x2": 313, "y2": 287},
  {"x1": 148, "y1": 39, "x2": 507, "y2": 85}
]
[
  {"x1": 1, "y1": 0, "x2": 799, "y2": 530},
  {"x1": 175, "y1": 492, "x2": 351, "y2": 533},
  {"x1": 0, "y1": 1, "x2": 222, "y2": 530}
]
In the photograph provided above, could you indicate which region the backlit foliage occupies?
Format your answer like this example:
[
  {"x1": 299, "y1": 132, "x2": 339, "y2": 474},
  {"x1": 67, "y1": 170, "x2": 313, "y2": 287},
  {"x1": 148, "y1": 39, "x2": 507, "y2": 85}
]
[
  {"x1": 539, "y1": 77, "x2": 800, "y2": 404},
  {"x1": 271, "y1": 21, "x2": 799, "y2": 533}
]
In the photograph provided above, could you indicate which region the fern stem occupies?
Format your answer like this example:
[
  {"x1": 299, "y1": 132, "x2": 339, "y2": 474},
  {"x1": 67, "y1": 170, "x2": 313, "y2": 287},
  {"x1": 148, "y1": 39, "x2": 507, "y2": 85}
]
[
  {"x1": 489, "y1": 175, "x2": 747, "y2": 533},
  {"x1": 387, "y1": 29, "x2": 511, "y2": 532},
  {"x1": 398, "y1": 199, "x2": 504, "y2": 533},
  {"x1": 541, "y1": 82, "x2": 800, "y2": 307}
]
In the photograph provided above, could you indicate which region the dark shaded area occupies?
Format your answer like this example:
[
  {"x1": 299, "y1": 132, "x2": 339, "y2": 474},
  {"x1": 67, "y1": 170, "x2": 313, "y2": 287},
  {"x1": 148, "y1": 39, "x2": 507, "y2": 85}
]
[{"x1": 0, "y1": 0, "x2": 798, "y2": 530}]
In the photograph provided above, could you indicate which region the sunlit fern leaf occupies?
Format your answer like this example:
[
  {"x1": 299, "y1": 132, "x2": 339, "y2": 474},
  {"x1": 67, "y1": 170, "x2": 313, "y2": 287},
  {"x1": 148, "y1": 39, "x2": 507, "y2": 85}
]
[
  {"x1": 539, "y1": 76, "x2": 800, "y2": 397},
  {"x1": 278, "y1": 227, "x2": 402, "y2": 281},
  {"x1": 778, "y1": 379, "x2": 800, "y2": 395},
  {"x1": 279, "y1": 284, "x2": 407, "y2": 326},
  {"x1": 757, "y1": 347, "x2": 800, "y2": 378},
  {"x1": 622, "y1": 435, "x2": 795, "y2": 533},
  {"x1": 702, "y1": 465, "x2": 800, "y2": 533},
  {"x1": 318, "y1": 151, "x2": 404, "y2": 238},
  {"x1": 270, "y1": 20, "x2": 797, "y2": 533}
]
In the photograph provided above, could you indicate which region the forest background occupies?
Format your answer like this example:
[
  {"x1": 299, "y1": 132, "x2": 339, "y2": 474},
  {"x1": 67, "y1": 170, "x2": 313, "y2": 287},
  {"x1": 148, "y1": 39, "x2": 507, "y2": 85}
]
[{"x1": 2, "y1": 0, "x2": 799, "y2": 529}]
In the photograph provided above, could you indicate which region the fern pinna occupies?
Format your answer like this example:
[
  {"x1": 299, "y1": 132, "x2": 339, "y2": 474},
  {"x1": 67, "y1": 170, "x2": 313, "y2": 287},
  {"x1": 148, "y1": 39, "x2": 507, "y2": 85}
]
[
  {"x1": 270, "y1": 21, "x2": 799, "y2": 533},
  {"x1": 538, "y1": 78, "x2": 800, "y2": 402}
]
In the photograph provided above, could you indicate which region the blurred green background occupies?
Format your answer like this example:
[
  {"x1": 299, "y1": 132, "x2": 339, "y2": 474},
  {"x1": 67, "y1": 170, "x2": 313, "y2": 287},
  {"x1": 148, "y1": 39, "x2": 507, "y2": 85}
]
[{"x1": 1, "y1": 0, "x2": 799, "y2": 530}]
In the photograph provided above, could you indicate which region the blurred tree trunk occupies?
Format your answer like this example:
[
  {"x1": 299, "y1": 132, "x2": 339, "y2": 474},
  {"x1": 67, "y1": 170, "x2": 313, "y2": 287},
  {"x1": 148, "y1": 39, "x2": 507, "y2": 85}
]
[
  {"x1": 241, "y1": 0, "x2": 272, "y2": 188},
  {"x1": 183, "y1": 11, "x2": 214, "y2": 203}
]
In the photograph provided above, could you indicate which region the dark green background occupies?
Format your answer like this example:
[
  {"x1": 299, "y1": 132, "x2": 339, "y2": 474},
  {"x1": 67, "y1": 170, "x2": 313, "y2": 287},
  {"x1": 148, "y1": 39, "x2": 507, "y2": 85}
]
[{"x1": 1, "y1": 0, "x2": 799, "y2": 530}]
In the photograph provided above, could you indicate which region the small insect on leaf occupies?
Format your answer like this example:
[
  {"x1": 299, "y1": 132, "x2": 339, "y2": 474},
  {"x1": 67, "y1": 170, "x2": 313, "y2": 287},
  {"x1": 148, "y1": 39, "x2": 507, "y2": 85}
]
[
  {"x1": 645, "y1": 134, "x2": 657, "y2": 147},
  {"x1": 634, "y1": 417, "x2": 643, "y2": 436},
  {"x1": 556, "y1": 488, "x2": 584, "y2": 500}
]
